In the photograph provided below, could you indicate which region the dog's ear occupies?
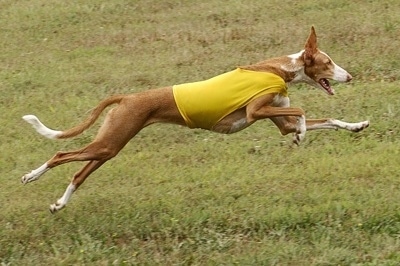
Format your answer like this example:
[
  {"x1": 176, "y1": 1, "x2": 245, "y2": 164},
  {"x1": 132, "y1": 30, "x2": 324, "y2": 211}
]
[{"x1": 304, "y1": 26, "x2": 318, "y2": 66}]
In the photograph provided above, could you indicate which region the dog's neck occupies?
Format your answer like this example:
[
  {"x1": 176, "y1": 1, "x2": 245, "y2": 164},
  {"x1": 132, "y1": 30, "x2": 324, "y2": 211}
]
[{"x1": 240, "y1": 50, "x2": 307, "y2": 86}]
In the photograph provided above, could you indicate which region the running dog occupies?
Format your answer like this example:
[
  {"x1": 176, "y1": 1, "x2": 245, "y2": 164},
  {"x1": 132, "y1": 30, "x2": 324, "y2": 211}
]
[{"x1": 21, "y1": 26, "x2": 369, "y2": 213}]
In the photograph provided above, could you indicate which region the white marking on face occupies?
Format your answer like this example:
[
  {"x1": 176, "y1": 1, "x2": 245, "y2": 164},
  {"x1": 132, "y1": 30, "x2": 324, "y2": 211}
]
[
  {"x1": 319, "y1": 51, "x2": 351, "y2": 82},
  {"x1": 333, "y1": 63, "x2": 351, "y2": 82}
]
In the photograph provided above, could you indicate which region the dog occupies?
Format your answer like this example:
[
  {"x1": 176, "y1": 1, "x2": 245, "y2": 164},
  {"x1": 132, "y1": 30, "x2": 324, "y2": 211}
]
[{"x1": 21, "y1": 26, "x2": 369, "y2": 213}]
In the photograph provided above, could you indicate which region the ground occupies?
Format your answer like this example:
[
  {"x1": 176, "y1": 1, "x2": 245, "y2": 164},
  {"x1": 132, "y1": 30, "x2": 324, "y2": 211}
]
[{"x1": 1, "y1": 0, "x2": 400, "y2": 264}]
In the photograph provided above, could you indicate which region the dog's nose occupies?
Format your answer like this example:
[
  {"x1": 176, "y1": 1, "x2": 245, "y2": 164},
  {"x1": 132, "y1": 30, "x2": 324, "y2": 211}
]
[{"x1": 347, "y1": 73, "x2": 353, "y2": 82}]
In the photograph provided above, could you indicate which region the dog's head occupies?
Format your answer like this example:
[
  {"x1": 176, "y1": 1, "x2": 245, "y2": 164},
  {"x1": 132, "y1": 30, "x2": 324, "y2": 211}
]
[{"x1": 300, "y1": 26, "x2": 352, "y2": 95}]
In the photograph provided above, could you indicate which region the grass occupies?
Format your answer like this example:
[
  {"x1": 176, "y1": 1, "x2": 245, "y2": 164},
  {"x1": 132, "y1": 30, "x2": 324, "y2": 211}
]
[{"x1": 1, "y1": 0, "x2": 400, "y2": 265}]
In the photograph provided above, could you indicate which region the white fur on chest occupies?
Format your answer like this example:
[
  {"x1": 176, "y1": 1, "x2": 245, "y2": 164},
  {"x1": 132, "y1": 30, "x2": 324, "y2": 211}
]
[{"x1": 272, "y1": 94, "x2": 290, "y2": 107}]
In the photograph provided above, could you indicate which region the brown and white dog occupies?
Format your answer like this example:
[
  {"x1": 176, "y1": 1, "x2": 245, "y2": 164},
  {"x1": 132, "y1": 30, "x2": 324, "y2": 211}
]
[{"x1": 21, "y1": 27, "x2": 369, "y2": 213}]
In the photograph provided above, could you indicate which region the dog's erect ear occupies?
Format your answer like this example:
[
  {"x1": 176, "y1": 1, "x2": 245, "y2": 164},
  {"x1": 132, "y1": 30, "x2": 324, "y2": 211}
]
[{"x1": 304, "y1": 26, "x2": 318, "y2": 66}]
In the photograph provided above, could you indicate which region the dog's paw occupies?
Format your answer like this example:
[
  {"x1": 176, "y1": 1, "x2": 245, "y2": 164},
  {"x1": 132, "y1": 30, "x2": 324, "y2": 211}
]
[
  {"x1": 350, "y1": 120, "x2": 369, "y2": 132},
  {"x1": 293, "y1": 134, "x2": 301, "y2": 145},
  {"x1": 49, "y1": 201, "x2": 65, "y2": 214},
  {"x1": 21, "y1": 171, "x2": 39, "y2": 184},
  {"x1": 293, "y1": 115, "x2": 306, "y2": 145}
]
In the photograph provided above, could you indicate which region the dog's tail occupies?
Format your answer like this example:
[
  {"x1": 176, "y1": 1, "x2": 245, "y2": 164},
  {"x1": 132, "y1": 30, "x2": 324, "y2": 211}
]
[{"x1": 23, "y1": 94, "x2": 124, "y2": 139}]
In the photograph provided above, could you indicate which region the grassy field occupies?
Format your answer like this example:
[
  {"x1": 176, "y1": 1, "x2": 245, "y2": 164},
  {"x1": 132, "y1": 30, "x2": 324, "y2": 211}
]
[{"x1": 1, "y1": 0, "x2": 400, "y2": 265}]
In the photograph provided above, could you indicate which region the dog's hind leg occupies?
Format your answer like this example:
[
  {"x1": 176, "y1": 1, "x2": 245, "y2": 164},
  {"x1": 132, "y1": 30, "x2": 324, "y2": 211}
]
[
  {"x1": 21, "y1": 162, "x2": 50, "y2": 184},
  {"x1": 47, "y1": 106, "x2": 155, "y2": 212},
  {"x1": 21, "y1": 100, "x2": 146, "y2": 184},
  {"x1": 24, "y1": 100, "x2": 154, "y2": 211},
  {"x1": 21, "y1": 140, "x2": 117, "y2": 184},
  {"x1": 49, "y1": 160, "x2": 105, "y2": 213}
]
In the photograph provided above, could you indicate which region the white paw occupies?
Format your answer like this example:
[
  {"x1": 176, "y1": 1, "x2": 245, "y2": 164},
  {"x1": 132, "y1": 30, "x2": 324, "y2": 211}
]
[
  {"x1": 21, "y1": 163, "x2": 49, "y2": 184},
  {"x1": 293, "y1": 115, "x2": 306, "y2": 145},
  {"x1": 350, "y1": 120, "x2": 369, "y2": 132},
  {"x1": 49, "y1": 201, "x2": 65, "y2": 214},
  {"x1": 21, "y1": 172, "x2": 39, "y2": 184}
]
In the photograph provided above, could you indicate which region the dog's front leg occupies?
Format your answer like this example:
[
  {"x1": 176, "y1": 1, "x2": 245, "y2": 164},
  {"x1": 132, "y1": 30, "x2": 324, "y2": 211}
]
[
  {"x1": 270, "y1": 116, "x2": 307, "y2": 145},
  {"x1": 247, "y1": 95, "x2": 306, "y2": 144},
  {"x1": 248, "y1": 107, "x2": 306, "y2": 145},
  {"x1": 293, "y1": 115, "x2": 306, "y2": 145},
  {"x1": 305, "y1": 118, "x2": 369, "y2": 132}
]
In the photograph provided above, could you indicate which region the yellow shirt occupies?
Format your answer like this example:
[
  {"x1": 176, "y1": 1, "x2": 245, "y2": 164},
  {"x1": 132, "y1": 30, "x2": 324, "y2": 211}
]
[{"x1": 172, "y1": 68, "x2": 287, "y2": 129}]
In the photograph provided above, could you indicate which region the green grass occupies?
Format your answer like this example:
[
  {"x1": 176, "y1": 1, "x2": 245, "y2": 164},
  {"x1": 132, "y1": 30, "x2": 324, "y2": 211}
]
[{"x1": 1, "y1": 0, "x2": 400, "y2": 265}]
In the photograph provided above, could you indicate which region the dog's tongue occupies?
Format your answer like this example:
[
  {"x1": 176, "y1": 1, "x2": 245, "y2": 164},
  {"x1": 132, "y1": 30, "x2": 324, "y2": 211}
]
[{"x1": 319, "y1": 78, "x2": 335, "y2": 95}]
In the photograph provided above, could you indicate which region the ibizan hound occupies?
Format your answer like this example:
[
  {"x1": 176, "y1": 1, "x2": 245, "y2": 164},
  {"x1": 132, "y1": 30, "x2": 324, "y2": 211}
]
[{"x1": 21, "y1": 27, "x2": 369, "y2": 213}]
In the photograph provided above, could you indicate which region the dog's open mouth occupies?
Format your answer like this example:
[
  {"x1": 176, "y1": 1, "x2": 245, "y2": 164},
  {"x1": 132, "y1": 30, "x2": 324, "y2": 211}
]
[{"x1": 319, "y1": 78, "x2": 335, "y2": 95}]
